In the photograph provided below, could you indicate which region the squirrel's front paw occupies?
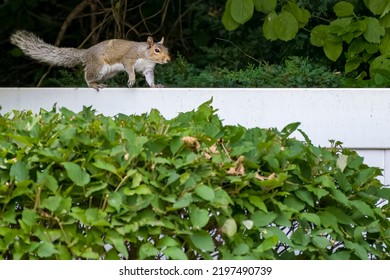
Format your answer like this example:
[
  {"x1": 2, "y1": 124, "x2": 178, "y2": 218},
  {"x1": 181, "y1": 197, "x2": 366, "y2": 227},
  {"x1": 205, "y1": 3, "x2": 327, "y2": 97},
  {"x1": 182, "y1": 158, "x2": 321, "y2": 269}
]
[{"x1": 127, "y1": 79, "x2": 135, "y2": 87}]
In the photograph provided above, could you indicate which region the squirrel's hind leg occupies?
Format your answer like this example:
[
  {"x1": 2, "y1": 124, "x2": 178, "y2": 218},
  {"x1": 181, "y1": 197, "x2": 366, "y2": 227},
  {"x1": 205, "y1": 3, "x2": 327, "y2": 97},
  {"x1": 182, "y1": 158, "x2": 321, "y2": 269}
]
[{"x1": 84, "y1": 66, "x2": 106, "y2": 90}]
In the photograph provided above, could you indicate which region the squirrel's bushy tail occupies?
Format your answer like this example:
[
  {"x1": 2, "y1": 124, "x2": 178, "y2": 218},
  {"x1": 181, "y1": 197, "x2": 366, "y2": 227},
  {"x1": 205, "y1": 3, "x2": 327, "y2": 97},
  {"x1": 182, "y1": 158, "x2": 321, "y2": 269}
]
[{"x1": 10, "y1": 30, "x2": 84, "y2": 67}]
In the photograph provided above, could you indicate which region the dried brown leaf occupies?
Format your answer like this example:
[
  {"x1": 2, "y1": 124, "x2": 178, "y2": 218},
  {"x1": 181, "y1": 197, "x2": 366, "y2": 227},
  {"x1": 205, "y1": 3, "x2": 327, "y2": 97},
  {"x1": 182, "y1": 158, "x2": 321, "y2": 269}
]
[
  {"x1": 181, "y1": 136, "x2": 200, "y2": 151},
  {"x1": 227, "y1": 156, "x2": 245, "y2": 176},
  {"x1": 255, "y1": 172, "x2": 276, "y2": 181}
]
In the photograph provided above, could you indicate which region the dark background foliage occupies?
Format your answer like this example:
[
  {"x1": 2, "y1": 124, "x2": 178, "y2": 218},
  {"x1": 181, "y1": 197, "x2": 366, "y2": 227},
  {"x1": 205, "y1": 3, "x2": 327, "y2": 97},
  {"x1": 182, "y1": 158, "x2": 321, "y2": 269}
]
[{"x1": 0, "y1": 0, "x2": 343, "y2": 88}]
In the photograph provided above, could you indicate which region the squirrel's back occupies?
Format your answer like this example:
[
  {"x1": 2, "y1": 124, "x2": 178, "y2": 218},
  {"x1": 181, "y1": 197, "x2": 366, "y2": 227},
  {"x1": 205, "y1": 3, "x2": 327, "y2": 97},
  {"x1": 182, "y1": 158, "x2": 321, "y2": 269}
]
[{"x1": 10, "y1": 30, "x2": 84, "y2": 67}]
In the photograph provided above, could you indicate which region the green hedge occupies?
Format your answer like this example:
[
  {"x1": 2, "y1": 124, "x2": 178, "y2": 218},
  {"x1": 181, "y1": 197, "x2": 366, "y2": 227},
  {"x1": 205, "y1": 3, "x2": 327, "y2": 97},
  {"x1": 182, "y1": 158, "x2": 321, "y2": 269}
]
[
  {"x1": 44, "y1": 55, "x2": 344, "y2": 88},
  {"x1": 0, "y1": 101, "x2": 389, "y2": 259}
]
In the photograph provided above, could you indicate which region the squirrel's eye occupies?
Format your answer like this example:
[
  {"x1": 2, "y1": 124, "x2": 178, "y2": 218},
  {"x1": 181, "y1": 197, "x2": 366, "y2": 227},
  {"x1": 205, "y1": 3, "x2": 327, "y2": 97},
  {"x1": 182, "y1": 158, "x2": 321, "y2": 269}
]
[{"x1": 155, "y1": 48, "x2": 160, "y2": 53}]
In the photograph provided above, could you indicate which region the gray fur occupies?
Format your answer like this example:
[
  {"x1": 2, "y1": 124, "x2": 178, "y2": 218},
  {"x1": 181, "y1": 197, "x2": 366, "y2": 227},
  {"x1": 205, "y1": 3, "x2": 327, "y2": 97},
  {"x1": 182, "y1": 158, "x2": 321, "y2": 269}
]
[{"x1": 10, "y1": 30, "x2": 85, "y2": 67}]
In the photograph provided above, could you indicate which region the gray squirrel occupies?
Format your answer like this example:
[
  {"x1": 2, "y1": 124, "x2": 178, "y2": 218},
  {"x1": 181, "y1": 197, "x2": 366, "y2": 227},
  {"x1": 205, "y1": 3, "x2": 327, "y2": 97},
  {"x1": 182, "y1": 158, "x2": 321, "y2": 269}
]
[{"x1": 10, "y1": 30, "x2": 171, "y2": 89}]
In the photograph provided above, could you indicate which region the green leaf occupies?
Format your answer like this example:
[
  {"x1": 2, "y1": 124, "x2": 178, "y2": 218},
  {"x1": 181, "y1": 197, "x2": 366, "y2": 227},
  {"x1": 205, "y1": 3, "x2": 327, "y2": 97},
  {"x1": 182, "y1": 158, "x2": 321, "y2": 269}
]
[
  {"x1": 189, "y1": 206, "x2": 210, "y2": 229},
  {"x1": 281, "y1": 122, "x2": 301, "y2": 138},
  {"x1": 255, "y1": 235, "x2": 278, "y2": 252},
  {"x1": 157, "y1": 236, "x2": 180, "y2": 249},
  {"x1": 37, "y1": 241, "x2": 58, "y2": 258},
  {"x1": 92, "y1": 159, "x2": 117, "y2": 174},
  {"x1": 231, "y1": 0, "x2": 254, "y2": 24},
  {"x1": 310, "y1": 25, "x2": 329, "y2": 47},
  {"x1": 163, "y1": 246, "x2": 188, "y2": 260},
  {"x1": 380, "y1": 12, "x2": 390, "y2": 28},
  {"x1": 37, "y1": 171, "x2": 59, "y2": 193},
  {"x1": 379, "y1": 30, "x2": 390, "y2": 54},
  {"x1": 233, "y1": 243, "x2": 250, "y2": 255},
  {"x1": 81, "y1": 248, "x2": 100, "y2": 259},
  {"x1": 312, "y1": 236, "x2": 330, "y2": 249},
  {"x1": 318, "y1": 211, "x2": 339, "y2": 232},
  {"x1": 350, "y1": 200, "x2": 375, "y2": 217},
  {"x1": 295, "y1": 189, "x2": 314, "y2": 207},
  {"x1": 21, "y1": 208, "x2": 37, "y2": 228},
  {"x1": 348, "y1": 39, "x2": 366, "y2": 56},
  {"x1": 194, "y1": 184, "x2": 215, "y2": 201},
  {"x1": 253, "y1": 0, "x2": 276, "y2": 14},
  {"x1": 61, "y1": 162, "x2": 90, "y2": 187},
  {"x1": 222, "y1": 0, "x2": 241, "y2": 31},
  {"x1": 291, "y1": 228, "x2": 310, "y2": 246},
  {"x1": 328, "y1": 251, "x2": 351, "y2": 260},
  {"x1": 324, "y1": 40, "x2": 343, "y2": 61},
  {"x1": 123, "y1": 184, "x2": 151, "y2": 196},
  {"x1": 345, "y1": 57, "x2": 363, "y2": 73},
  {"x1": 170, "y1": 137, "x2": 183, "y2": 155},
  {"x1": 41, "y1": 196, "x2": 62, "y2": 213},
  {"x1": 364, "y1": 0, "x2": 390, "y2": 17},
  {"x1": 363, "y1": 17, "x2": 385, "y2": 43},
  {"x1": 249, "y1": 196, "x2": 267, "y2": 212},
  {"x1": 172, "y1": 192, "x2": 192, "y2": 209},
  {"x1": 107, "y1": 192, "x2": 122, "y2": 212},
  {"x1": 85, "y1": 208, "x2": 109, "y2": 226},
  {"x1": 301, "y1": 213, "x2": 321, "y2": 226},
  {"x1": 263, "y1": 11, "x2": 278, "y2": 41},
  {"x1": 189, "y1": 231, "x2": 215, "y2": 252},
  {"x1": 139, "y1": 243, "x2": 159, "y2": 259},
  {"x1": 283, "y1": 1, "x2": 311, "y2": 28},
  {"x1": 345, "y1": 240, "x2": 368, "y2": 259},
  {"x1": 106, "y1": 230, "x2": 128, "y2": 259},
  {"x1": 330, "y1": 188, "x2": 350, "y2": 207},
  {"x1": 252, "y1": 211, "x2": 278, "y2": 227},
  {"x1": 284, "y1": 196, "x2": 305, "y2": 212},
  {"x1": 274, "y1": 11, "x2": 299, "y2": 41},
  {"x1": 85, "y1": 182, "x2": 108, "y2": 197},
  {"x1": 334, "y1": 1, "x2": 355, "y2": 17},
  {"x1": 10, "y1": 161, "x2": 29, "y2": 182},
  {"x1": 327, "y1": 207, "x2": 354, "y2": 225}
]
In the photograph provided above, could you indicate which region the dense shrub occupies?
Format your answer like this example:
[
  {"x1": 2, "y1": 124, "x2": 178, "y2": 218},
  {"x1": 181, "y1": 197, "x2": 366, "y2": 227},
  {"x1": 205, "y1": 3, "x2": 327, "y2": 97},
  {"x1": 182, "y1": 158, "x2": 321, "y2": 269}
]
[
  {"x1": 0, "y1": 101, "x2": 389, "y2": 260},
  {"x1": 45, "y1": 55, "x2": 344, "y2": 88}
]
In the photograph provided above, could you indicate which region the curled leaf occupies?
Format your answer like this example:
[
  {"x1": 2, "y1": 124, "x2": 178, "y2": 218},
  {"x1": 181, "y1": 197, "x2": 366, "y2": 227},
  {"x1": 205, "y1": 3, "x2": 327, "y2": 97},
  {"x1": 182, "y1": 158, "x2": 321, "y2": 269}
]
[
  {"x1": 227, "y1": 156, "x2": 245, "y2": 175},
  {"x1": 181, "y1": 136, "x2": 200, "y2": 151}
]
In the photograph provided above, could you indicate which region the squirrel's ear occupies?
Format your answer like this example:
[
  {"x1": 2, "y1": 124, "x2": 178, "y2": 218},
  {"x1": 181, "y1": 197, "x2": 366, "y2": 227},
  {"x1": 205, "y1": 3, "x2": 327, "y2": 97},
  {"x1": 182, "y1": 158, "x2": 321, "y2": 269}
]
[
  {"x1": 147, "y1": 36, "x2": 154, "y2": 47},
  {"x1": 158, "y1": 37, "x2": 164, "y2": 44}
]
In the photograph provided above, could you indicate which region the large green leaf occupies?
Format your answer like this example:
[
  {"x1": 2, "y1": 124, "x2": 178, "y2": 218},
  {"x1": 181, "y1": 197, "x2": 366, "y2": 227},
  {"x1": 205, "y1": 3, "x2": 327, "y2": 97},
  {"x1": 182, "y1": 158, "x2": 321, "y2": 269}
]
[
  {"x1": 334, "y1": 1, "x2": 355, "y2": 17},
  {"x1": 283, "y1": 1, "x2": 310, "y2": 28},
  {"x1": 37, "y1": 241, "x2": 58, "y2": 258},
  {"x1": 189, "y1": 231, "x2": 215, "y2": 252},
  {"x1": 10, "y1": 161, "x2": 29, "y2": 182},
  {"x1": 107, "y1": 192, "x2": 123, "y2": 213},
  {"x1": 139, "y1": 243, "x2": 159, "y2": 259},
  {"x1": 105, "y1": 230, "x2": 128, "y2": 259},
  {"x1": 324, "y1": 40, "x2": 343, "y2": 61},
  {"x1": 363, "y1": 17, "x2": 385, "y2": 43},
  {"x1": 253, "y1": 0, "x2": 276, "y2": 14},
  {"x1": 251, "y1": 211, "x2": 278, "y2": 227},
  {"x1": 189, "y1": 206, "x2": 210, "y2": 229},
  {"x1": 194, "y1": 184, "x2": 215, "y2": 201},
  {"x1": 37, "y1": 171, "x2": 59, "y2": 193},
  {"x1": 310, "y1": 25, "x2": 329, "y2": 47},
  {"x1": 163, "y1": 247, "x2": 188, "y2": 260},
  {"x1": 301, "y1": 213, "x2": 321, "y2": 226},
  {"x1": 61, "y1": 162, "x2": 90, "y2": 187},
  {"x1": 262, "y1": 11, "x2": 278, "y2": 41},
  {"x1": 230, "y1": 0, "x2": 254, "y2": 24},
  {"x1": 273, "y1": 11, "x2": 299, "y2": 41},
  {"x1": 364, "y1": 0, "x2": 390, "y2": 17}
]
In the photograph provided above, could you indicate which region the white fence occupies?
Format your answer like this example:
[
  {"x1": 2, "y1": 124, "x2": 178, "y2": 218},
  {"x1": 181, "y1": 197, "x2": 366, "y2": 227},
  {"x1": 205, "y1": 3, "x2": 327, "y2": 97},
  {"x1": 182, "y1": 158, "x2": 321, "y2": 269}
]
[{"x1": 1, "y1": 88, "x2": 389, "y2": 185}]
